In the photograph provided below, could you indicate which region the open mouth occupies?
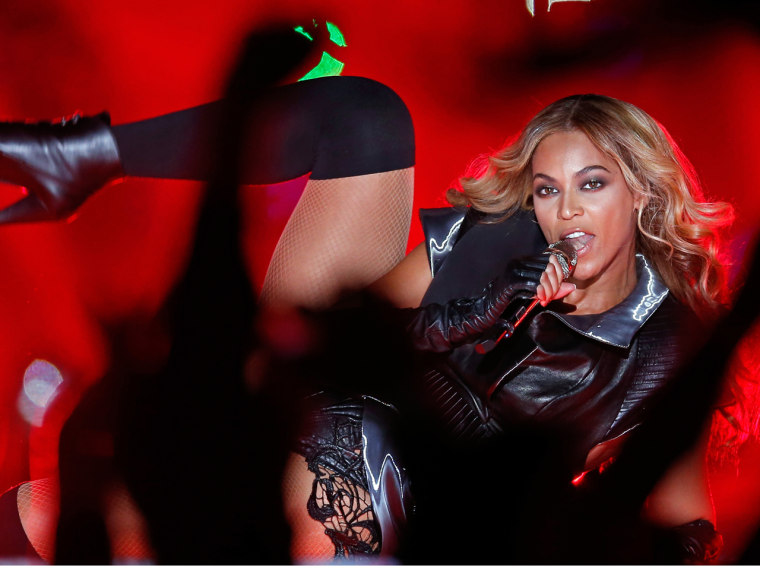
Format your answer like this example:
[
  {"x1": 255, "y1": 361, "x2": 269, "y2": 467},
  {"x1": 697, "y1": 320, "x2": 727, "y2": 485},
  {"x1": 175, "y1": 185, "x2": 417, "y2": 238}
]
[{"x1": 561, "y1": 231, "x2": 594, "y2": 255}]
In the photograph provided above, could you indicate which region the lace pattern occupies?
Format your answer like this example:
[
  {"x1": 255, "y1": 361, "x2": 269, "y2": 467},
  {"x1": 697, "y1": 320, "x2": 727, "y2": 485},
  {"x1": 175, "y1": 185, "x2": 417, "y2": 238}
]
[{"x1": 297, "y1": 399, "x2": 381, "y2": 558}]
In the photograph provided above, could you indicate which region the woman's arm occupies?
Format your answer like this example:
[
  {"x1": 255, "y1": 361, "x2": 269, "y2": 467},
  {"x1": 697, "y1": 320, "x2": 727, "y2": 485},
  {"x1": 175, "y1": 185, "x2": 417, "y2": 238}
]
[
  {"x1": 369, "y1": 242, "x2": 432, "y2": 308},
  {"x1": 370, "y1": 240, "x2": 575, "y2": 311}
]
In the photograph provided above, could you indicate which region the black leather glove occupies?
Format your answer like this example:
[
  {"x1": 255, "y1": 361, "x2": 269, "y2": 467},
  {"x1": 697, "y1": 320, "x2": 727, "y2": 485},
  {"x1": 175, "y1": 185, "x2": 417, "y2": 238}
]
[
  {"x1": 672, "y1": 519, "x2": 723, "y2": 564},
  {"x1": 653, "y1": 518, "x2": 724, "y2": 564},
  {"x1": 405, "y1": 253, "x2": 550, "y2": 353}
]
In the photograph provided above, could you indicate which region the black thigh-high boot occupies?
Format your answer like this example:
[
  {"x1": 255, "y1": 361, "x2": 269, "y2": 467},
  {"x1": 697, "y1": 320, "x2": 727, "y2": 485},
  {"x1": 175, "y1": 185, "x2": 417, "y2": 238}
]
[
  {"x1": 111, "y1": 75, "x2": 417, "y2": 308},
  {"x1": 113, "y1": 76, "x2": 415, "y2": 184},
  {"x1": 0, "y1": 76, "x2": 414, "y2": 224}
]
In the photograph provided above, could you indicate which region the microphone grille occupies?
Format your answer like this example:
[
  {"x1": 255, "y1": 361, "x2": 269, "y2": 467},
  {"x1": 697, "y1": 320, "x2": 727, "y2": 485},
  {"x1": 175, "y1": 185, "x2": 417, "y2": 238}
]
[{"x1": 544, "y1": 240, "x2": 578, "y2": 280}]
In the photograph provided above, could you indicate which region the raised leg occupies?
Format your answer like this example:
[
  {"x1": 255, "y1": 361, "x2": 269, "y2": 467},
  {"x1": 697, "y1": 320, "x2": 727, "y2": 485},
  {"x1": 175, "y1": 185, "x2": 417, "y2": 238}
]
[
  {"x1": 114, "y1": 76, "x2": 416, "y2": 307},
  {"x1": 260, "y1": 168, "x2": 413, "y2": 307}
]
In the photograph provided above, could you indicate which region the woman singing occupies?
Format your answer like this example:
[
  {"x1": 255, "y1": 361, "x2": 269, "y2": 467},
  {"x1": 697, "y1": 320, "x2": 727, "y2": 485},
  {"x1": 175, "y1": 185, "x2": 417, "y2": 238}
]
[{"x1": 378, "y1": 92, "x2": 732, "y2": 563}]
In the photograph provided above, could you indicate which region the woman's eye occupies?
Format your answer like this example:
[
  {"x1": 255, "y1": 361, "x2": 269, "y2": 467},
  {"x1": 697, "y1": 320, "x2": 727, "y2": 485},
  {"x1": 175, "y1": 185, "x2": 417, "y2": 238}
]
[
  {"x1": 582, "y1": 179, "x2": 603, "y2": 190},
  {"x1": 534, "y1": 186, "x2": 557, "y2": 197}
]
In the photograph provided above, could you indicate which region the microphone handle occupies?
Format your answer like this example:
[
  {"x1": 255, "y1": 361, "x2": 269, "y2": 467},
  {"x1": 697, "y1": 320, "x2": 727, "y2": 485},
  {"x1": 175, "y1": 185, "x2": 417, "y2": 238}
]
[
  {"x1": 474, "y1": 298, "x2": 540, "y2": 355},
  {"x1": 474, "y1": 240, "x2": 577, "y2": 355}
]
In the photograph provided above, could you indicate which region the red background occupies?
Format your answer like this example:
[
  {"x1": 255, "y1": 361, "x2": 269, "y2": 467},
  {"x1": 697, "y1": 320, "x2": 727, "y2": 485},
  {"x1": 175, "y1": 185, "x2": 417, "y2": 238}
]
[{"x1": 0, "y1": 0, "x2": 758, "y2": 560}]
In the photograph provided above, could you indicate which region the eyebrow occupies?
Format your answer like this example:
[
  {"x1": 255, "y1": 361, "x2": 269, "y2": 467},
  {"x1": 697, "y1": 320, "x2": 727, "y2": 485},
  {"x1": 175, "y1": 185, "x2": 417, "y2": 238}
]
[
  {"x1": 576, "y1": 165, "x2": 611, "y2": 177},
  {"x1": 533, "y1": 164, "x2": 612, "y2": 182}
]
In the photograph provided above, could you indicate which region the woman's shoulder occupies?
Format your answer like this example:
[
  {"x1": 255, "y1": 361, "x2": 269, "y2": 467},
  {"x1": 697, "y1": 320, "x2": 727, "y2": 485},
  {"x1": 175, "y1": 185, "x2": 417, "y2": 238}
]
[
  {"x1": 420, "y1": 207, "x2": 546, "y2": 304},
  {"x1": 418, "y1": 206, "x2": 468, "y2": 278}
]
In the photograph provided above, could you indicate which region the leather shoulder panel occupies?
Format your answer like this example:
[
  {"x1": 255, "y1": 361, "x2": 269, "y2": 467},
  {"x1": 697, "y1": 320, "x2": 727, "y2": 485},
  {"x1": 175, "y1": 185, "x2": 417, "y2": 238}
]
[{"x1": 419, "y1": 207, "x2": 467, "y2": 277}]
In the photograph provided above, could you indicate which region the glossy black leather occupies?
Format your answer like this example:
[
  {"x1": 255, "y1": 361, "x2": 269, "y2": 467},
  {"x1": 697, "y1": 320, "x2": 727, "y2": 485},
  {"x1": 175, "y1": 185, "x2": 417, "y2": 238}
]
[
  {"x1": 670, "y1": 519, "x2": 723, "y2": 563},
  {"x1": 419, "y1": 207, "x2": 466, "y2": 277},
  {"x1": 421, "y1": 207, "x2": 547, "y2": 303},
  {"x1": 0, "y1": 113, "x2": 123, "y2": 223},
  {"x1": 294, "y1": 392, "x2": 412, "y2": 558},
  {"x1": 417, "y1": 207, "x2": 701, "y2": 471},
  {"x1": 405, "y1": 252, "x2": 551, "y2": 353},
  {"x1": 361, "y1": 395, "x2": 413, "y2": 555}
]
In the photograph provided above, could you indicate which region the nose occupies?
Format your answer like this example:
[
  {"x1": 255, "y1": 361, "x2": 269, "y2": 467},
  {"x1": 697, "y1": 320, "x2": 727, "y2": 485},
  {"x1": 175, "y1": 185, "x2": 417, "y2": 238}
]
[{"x1": 558, "y1": 191, "x2": 583, "y2": 220}]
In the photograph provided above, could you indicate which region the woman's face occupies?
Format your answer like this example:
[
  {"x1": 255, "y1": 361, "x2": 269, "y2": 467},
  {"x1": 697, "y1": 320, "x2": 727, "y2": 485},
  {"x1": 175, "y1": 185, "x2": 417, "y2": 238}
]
[{"x1": 531, "y1": 129, "x2": 642, "y2": 290}]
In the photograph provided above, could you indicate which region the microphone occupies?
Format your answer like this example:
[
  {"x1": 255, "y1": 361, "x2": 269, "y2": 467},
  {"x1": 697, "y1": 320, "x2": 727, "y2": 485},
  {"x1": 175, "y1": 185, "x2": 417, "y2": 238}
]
[{"x1": 475, "y1": 239, "x2": 578, "y2": 354}]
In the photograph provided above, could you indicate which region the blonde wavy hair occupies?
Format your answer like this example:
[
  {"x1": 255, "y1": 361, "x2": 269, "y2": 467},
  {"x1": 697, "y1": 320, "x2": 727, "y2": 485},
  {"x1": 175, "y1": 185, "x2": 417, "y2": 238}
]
[{"x1": 448, "y1": 94, "x2": 734, "y2": 317}]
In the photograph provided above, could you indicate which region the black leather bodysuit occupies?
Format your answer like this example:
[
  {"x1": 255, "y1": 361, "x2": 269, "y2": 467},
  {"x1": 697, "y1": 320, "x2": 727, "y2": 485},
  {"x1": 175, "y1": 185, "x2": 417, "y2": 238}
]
[
  {"x1": 292, "y1": 206, "x2": 702, "y2": 561},
  {"x1": 419, "y1": 206, "x2": 701, "y2": 472}
]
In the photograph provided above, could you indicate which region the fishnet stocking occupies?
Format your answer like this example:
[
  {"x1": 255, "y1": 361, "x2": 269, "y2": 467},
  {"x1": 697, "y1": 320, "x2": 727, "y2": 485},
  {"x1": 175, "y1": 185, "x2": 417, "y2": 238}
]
[
  {"x1": 260, "y1": 168, "x2": 413, "y2": 308},
  {"x1": 102, "y1": 480, "x2": 154, "y2": 561},
  {"x1": 16, "y1": 477, "x2": 58, "y2": 562},
  {"x1": 15, "y1": 477, "x2": 153, "y2": 563}
]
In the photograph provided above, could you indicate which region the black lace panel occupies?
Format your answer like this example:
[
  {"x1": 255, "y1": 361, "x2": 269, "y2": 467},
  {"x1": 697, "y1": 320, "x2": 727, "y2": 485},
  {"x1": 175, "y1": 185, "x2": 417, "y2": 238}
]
[{"x1": 296, "y1": 399, "x2": 381, "y2": 558}]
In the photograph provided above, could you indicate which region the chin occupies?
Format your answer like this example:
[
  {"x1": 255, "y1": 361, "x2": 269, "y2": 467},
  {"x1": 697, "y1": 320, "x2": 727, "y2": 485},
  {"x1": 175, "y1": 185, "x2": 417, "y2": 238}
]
[{"x1": 571, "y1": 262, "x2": 601, "y2": 284}]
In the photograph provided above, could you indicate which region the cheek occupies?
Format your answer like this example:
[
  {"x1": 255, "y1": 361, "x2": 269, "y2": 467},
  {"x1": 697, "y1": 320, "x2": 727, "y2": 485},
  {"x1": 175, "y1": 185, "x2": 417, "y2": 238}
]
[
  {"x1": 532, "y1": 203, "x2": 554, "y2": 242},
  {"x1": 597, "y1": 201, "x2": 638, "y2": 246}
]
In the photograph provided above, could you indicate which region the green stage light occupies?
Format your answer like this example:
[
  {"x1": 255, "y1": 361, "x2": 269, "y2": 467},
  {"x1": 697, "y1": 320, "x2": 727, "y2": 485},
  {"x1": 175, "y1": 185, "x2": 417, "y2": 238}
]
[{"x1": 299, "y1": 51, "x2": 345, "y2": 81}]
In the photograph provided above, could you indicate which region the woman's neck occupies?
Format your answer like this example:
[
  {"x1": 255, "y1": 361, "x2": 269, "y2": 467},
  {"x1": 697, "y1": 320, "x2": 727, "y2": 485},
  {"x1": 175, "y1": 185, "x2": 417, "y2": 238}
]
[{"x1": 561, "y1": 254, "x2": 639, "y2": 316}]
